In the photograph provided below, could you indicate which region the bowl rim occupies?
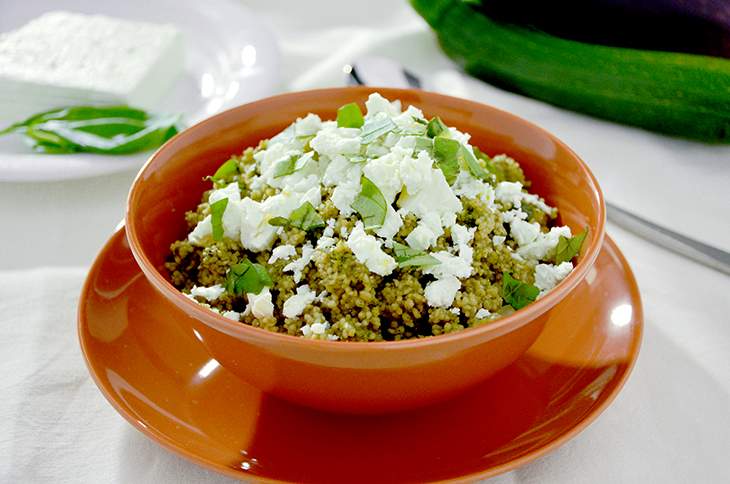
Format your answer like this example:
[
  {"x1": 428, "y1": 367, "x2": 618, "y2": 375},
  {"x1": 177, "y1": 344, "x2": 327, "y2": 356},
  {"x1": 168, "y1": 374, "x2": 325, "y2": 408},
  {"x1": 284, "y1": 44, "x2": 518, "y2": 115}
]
[{"x1": 125, "y1": 86, "x2": 606, "y2": 351}]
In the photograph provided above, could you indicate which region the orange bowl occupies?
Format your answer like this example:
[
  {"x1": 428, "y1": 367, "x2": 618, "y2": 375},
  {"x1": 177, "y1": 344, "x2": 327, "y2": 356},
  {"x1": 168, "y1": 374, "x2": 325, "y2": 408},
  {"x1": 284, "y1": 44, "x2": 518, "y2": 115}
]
[{"x1": 125, "y1": 87, "x2": 605, "y2": 414}]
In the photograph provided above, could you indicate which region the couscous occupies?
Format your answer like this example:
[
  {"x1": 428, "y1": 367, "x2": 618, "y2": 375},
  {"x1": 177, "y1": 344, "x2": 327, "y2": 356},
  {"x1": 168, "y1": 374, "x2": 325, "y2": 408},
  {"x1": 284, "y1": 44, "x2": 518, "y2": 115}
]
[{"x1": 165, "y1": 93, "x2": 586, "y2": 341}]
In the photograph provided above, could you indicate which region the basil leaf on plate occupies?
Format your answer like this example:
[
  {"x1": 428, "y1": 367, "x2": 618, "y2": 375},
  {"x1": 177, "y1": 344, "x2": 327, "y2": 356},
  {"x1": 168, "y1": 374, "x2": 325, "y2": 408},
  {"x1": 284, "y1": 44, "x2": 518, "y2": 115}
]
[
  {"x1": 337, "y1": 102, "x2": 365, "y2": 128},
  {"x1": 502, "y1": 272, "x2": 539, "y2": 310},
  {"x1": 210, "y1": 198, "x2": 229, "y2": 241},
  {"x1": 432, "y1": 136, "x2": 461, "y2": 185},
  {"x1": 351, "y1": 176, "x2": 387, "y2": 229},
  {"x1": 413, "y1": 136, "x2": 433, "y2": 154},
  {"x1": 225, "y1": 259, "x2": 273, "y2": 295},
  {"x1": 0, "y1": 105, "x2": 181, "y2": 155},
  {"x1": 360, "y1": 116, "x2": 396, "y2": 144},
  {"x1": 392, "y1": 242, "x2": 440, "y2": 268},
  {"x1": 555, "y1": 228, "x2": 589, "y2": 264},
  {"x1": 426, "y1": 116, "x2": 448, "y2": 138}
]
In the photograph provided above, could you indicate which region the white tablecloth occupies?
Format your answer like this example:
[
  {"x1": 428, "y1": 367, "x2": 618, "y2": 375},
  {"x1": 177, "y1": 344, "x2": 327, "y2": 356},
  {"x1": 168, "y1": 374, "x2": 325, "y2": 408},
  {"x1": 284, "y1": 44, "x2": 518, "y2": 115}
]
[{"x1": 1, "y1": 1, "x2": 729, "y2": 482}]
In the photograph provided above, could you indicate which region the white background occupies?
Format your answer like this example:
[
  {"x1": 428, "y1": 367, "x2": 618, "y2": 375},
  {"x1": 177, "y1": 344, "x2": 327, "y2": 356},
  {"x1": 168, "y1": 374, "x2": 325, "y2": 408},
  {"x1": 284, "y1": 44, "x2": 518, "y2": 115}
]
[{"x1": 1, "y1": 1, "x2": 729, "y2": 483}]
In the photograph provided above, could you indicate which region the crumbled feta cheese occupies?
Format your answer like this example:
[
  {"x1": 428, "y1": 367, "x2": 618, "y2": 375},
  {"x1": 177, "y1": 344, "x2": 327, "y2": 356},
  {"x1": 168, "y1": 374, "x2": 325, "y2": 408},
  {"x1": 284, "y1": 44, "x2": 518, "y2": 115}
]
[
  {"x1": 283, "y1": 243, "x2": 315, "y2": 283},
  {"x1": 501, "y1": 209, "x2": 528, "y2": 223},
  {"x1": 374, "y1": 205, "x2": 403, "y2": 241},
  {"x1": 268, "y1": 244, "x2": 297, "y2": 264},
  {"x1": 424, "y1": 251, "x2": 472, "y2": 279},
  {"x1": 450, "y1": 307, "x2": 461, "y2": 315},
  {"x1": 364, "y1": 92, "x2": 401, "y2": 118},
  {"x1": 510, "y1": 220, "x2": 541, "y2": 246},
  {"x1": 189, "y1": 284, "x2": 225, "y2": 302},
  {"x1": 362, "y1": 151, "x2": 403, "y2": 204},
  {"x1": 495, "y1": 181, "x2": 554, "y2": 214},
  {"x1": 517, "y1": 226, "x2": 572, "y2": 261},
  {"x1": 317, "y1": 236, "x2": 337, "y2": 251},
  {"x1": 475, "y1": 308, "x2": 491, "y2": 319},
  {"x1": 492, "y1": 235, "x2": 506, "y2": 246},
  {"x1": 450, "y1": 223, "x2": 475, "y2": 248},
  {"x1": 346, "y1": 222, "x2": 397, "y2": 276},
  {"x1": 283, "y1": 285, "x2": 317, "y2": 318},
  {"x1": 311, "y1": 129, "x2": 361, "y2": 158},
  {"x1": 400, "y1": 167, "x2": 462, "y2": 229},
  {"x1": 399, "y1": 150, "x2": 434, "y2": 195},
  {"x1": 246, "y1": 288, "x2": 274, "y2": 318},
  {"x1": 534, "y1": 262, "x2": 574, "y2": 293},
  {"x1": 301, "y1": 321, "x2": 332, "y2": 339},
  {"x1": 295, "y1": 113, "x2": 322, "y2": 136},
  {"x1": 188, "y1": 215, "x2": 212, "y2": 244},
  {"x1": 323, "y1": 218, "x2": 336, "y2": 238},
  {"x1": 405, "y1": 223, "x2": 438, "y2": 251},
  {"x1": 221, "y1": 310, "x2": 241, "y2": 321},
  {"x1": 424, "y1": 276, "x2": 460, "y2": 308},
  {"x1": 331, "y1": 169, "x2": 362, "y2": 216}
]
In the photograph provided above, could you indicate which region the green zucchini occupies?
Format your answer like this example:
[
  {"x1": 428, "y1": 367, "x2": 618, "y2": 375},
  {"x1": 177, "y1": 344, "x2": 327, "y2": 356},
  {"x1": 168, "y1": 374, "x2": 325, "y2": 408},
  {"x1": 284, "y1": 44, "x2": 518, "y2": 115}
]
[{"x1": 411, "y1": 0, "x2": 730, "y2": 143}]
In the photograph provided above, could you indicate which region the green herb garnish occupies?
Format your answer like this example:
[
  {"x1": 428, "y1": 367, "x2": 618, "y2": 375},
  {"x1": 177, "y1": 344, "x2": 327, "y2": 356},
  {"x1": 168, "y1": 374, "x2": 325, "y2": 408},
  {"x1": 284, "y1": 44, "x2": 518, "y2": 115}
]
[
  {"x1": 225, "y1": 259, "x2": 273, "y2": 295},
  {"x1": 210, "y1": 198, "x2": 229, "y2": 241},
  {"x1": 432, "y1": 136, "x2": 461, "y2": 184},
  {"x1": 0, "y1": 105, "x2": 180, "y2": 154},
  {"x1": 426, "y1": 116, "x2": 448, "y2": 138},
  {"x1": 337, "y1": 102, "x2": 365, "y2": 128},
  {"x1": 392, "y1": 242, "x2": 440, "y2": 268},
  {"x1": 267, "y1": 201, "x2": 325, "y2": 231},
  {"x1": 412, "y1": 116, "x2": 428, "y2": 125},
  {"x1": 351, "y1": 176, "x2": 387, "y2": 229},
  {"x1": 212, "y1": 159, "x2": 240, "y2": 182},
  {"x1": 555, "y1": 228, "x2": 589, "y2": 264},
  {"x1": 413, "y1": 136, "x2": 433, "y2": 153},
  {"x1": 360, "y1": 116, "x2": 397, "y2": 144},
  {"x1": 272, "y1": 153, "x2": 311, "y2": 178},
  {"x1": 502, "y1": 273, "x2": 540, "y2": 310},
  {"x1": 461, "y1": 145, "x2": 490, "y2": 180}
]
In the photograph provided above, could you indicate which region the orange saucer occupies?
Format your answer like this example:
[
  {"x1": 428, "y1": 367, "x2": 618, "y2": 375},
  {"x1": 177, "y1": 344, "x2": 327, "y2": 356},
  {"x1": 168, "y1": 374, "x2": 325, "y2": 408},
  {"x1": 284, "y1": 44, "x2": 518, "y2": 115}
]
[{"x1": 78, "y1": 228, "x2": 642, "y2": 482}]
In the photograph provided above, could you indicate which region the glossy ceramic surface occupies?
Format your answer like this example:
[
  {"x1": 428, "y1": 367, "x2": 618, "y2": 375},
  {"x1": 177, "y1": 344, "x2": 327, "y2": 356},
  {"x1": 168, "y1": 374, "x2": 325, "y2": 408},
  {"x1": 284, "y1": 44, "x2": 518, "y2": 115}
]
[
  {"x1": 79, "y1": 228, "x2": 642, "y2": 482},
  {"x1": 0, "y1": 0, "x2": 280, "y2": 181},
  {"x1": 125, "y1": 87, "x2": 606, "y2": 413}
]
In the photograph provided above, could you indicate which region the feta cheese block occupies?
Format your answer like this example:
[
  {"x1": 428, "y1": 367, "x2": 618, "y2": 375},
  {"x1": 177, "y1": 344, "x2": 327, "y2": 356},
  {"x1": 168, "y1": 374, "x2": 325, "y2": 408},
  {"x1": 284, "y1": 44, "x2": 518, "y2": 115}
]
[{"x1": 0, "y1": 11, "x2": 184, "y2": 119}]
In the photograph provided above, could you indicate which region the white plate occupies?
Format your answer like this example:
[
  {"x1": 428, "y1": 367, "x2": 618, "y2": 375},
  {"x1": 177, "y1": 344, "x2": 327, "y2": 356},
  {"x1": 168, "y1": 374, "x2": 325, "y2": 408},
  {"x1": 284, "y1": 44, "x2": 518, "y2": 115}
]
[{"x1": 0, "y1": 0, "x2": 280, "y2": 182}]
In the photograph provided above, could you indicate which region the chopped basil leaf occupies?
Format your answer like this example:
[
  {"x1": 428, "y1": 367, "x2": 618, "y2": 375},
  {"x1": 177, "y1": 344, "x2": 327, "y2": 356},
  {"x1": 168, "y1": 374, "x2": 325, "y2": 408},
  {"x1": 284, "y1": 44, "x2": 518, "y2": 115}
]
[
  {"x1": 289, "y1": 201, "x2": 325, "y2": 230},
  {"x1": 212, "y1": 158, "x2": 239, "y2": 182},
  {"x1": 432, "y1": 136, "x2": 461, "y2": 185},
  {"x1": 351, "y1": 176, "x2": 387, "y2": 229},
  {"x1": 337, "y1": 102, "x2": 365, "y2": 128},
  {"x1": 225, "y1": 259, "x2": 273, "y2": 295},
  {"x1": 268, "y1": 216, "x2": 290, "y2": 227},
  {"x1": 210, "y1": 198, "x2": 228, "y2": 241},
  {"x1": 413, "y1": 136, "x2": 433, "y2": 153},
  {"x1": 426, "y1": 116, "x2": 448, "y2": 138},
  {"x1": 267, "y1": 201, "x2": 325, "y2": 231},
  {"x1": 272, "y1": 152, "x2": 312, "y2": 178},
  {"x1": 502, "y1": 273, "x2": 539, "y2": 310},
  {"x1": 461, "y1": 145, "x2": 490, "y2": 180},
  {"x1": 273, "y1": 155, "x2": 296, "y2": 178},
  {"x1": 392, "y1": 242, "x2": 440, "y2": 268},
  {"x1": 555, "y1": 228, "x2": 589, "y2": 264},
  {"x1": 360, "y1": 116, "x2": 396, "y2": 144}
]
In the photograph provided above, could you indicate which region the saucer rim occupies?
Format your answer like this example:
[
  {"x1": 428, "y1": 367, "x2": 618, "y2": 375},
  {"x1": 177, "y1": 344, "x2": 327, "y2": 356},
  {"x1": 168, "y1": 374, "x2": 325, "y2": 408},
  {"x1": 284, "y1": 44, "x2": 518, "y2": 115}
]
[{"x1": 78, "y1": 228, "x2": 643, "y2": 483}]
